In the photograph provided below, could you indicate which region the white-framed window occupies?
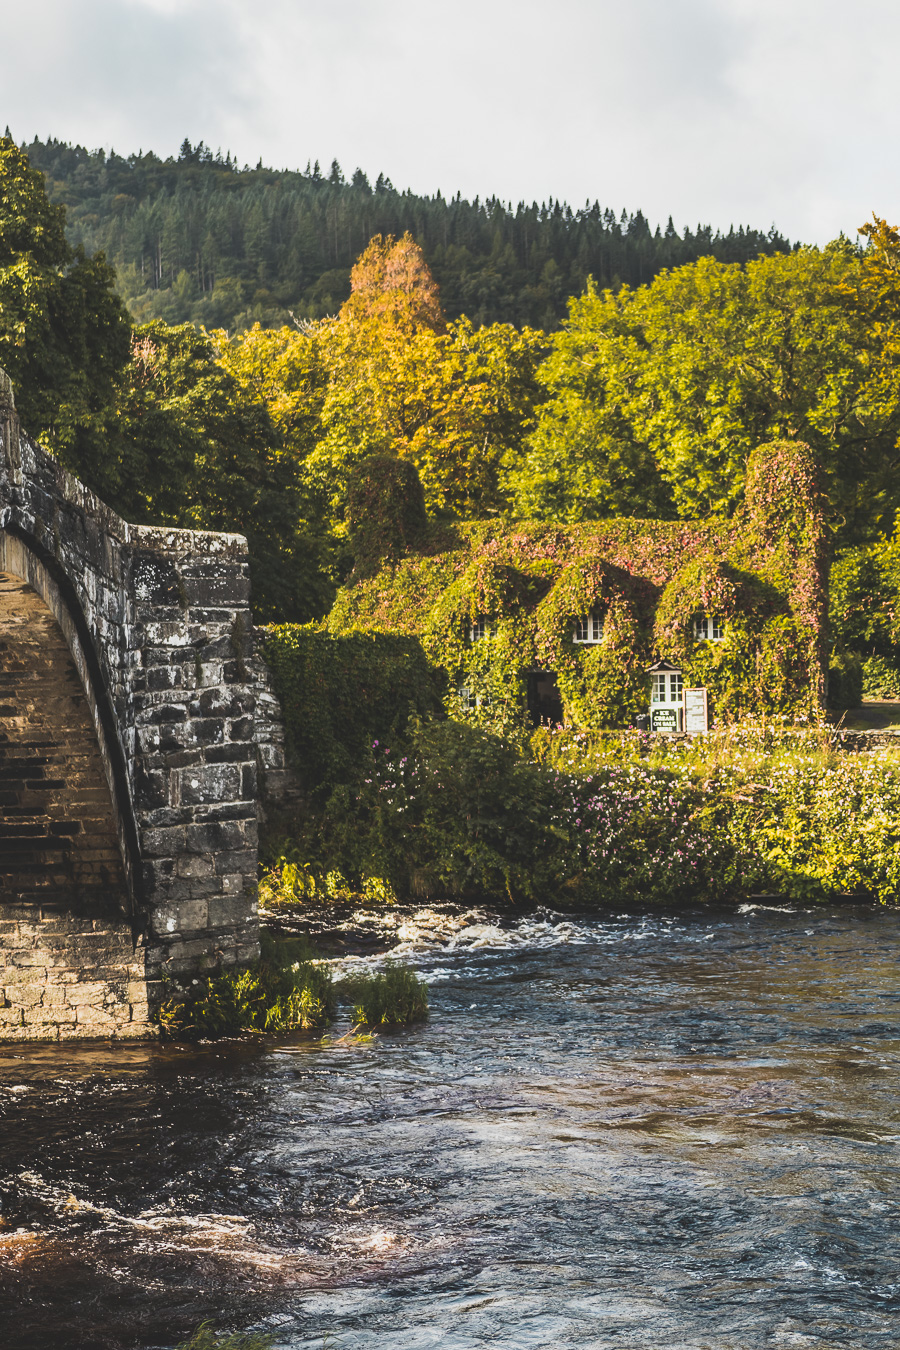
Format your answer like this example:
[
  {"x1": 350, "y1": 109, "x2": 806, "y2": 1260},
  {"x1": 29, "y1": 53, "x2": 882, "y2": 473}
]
[
  {"x1": 469, "y1": 617, "x2": 490, "y2": 641},
  {"x1": 458, "y1": 685, "x2": 491, "y2": 710},
  {"x1": 693, "y1": 614, "x2": 725, "y2": 642},
  {"x1": 651, "y1": 671, "x2": 683, "y2": 705},
  {"x1": 573, "y1": 610, "x2": 604, "y2": 644}
]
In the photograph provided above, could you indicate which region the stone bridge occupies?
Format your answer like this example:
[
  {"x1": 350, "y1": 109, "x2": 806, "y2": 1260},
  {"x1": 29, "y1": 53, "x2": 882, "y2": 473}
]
[{"x1": 0, "y1": 370, "x2": 277, "y2": 1041}]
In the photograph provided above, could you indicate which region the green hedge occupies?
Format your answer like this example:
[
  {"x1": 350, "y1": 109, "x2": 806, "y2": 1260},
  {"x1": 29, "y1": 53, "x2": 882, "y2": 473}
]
[{"x1": 260, "y1": 624, "x2": 443, "y2": 795}]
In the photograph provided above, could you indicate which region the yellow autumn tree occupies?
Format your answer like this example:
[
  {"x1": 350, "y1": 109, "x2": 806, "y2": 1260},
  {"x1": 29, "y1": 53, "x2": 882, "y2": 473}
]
[
  {"x1": 320, "y1": 233, "x2": 544, "y2": 516},
  {"x1": 216, "y1": 233, "x2": 544, "y2": 525}
]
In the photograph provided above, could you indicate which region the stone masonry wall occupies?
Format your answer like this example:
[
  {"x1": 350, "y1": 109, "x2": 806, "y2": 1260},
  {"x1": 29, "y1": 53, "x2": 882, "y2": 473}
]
[{"x1": 0, "y1": 369, "x2": 261, "y2": 1039}]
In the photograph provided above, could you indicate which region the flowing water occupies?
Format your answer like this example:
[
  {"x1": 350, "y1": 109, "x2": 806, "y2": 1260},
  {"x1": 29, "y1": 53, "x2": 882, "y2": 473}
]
[{"x1": 0, "y1": 904, "x2": 898, "y2": 1350}]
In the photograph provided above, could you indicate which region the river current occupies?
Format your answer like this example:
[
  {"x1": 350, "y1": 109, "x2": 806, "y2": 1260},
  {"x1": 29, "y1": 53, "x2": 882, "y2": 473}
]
[{"x1": 0, "y1": 905, "x2": 898, "y2": 1349}]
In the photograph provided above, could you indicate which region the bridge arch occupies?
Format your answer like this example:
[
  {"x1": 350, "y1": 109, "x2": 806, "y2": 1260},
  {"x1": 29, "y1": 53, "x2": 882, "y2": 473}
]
[{"x1": 0, "y1": 525, "x2": 142, "y2": 914}]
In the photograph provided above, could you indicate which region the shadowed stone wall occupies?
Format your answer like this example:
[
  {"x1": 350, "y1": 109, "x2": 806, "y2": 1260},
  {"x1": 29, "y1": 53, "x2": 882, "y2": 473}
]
[{"x1": 0, "y1": 369, "x2": 261, "y2": 1041}]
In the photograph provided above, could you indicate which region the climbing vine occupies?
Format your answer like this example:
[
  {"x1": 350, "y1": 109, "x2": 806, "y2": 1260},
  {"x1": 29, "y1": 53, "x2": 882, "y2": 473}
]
[{"x1": 321, "y1": 440, "x2": 827, "y2": 733}]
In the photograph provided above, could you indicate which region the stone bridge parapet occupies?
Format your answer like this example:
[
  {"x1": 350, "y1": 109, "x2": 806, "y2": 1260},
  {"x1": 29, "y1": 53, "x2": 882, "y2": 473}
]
[{"x1": 0, "y1": 369, "x2": 261, "y2": 1039}]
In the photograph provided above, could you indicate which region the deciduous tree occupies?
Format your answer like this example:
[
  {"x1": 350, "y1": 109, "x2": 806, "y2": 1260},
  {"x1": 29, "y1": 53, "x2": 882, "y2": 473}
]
[{"x1": 0, "y1": 136, "x2": 131, "y2": 479}]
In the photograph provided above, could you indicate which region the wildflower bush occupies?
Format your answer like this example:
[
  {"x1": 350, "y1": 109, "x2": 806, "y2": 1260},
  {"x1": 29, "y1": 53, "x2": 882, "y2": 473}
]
[
  {"x1": 535, "y1": 722, "x2": 900, "y2": 904},
  {"x1": 263, "y1": 715, "x2": 900, "y2": 908},
  {"x1": 156, "y1": 935, "x2": 335, "y2": 1040}
]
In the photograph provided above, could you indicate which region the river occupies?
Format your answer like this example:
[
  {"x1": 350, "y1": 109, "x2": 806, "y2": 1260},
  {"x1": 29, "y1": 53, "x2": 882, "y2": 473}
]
[{"x1": 0, "y1": 904, "x2": 898, "y2": 1349}]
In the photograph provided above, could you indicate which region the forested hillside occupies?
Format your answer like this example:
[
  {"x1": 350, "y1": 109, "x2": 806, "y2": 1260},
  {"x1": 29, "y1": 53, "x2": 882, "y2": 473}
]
[{"x1": 25, "y1": 136, "x2": 794, "y2": 333}]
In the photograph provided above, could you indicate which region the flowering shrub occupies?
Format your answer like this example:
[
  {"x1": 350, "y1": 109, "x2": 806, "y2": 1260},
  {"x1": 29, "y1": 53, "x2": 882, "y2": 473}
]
[{"x1": 268, "y1": 716, "x2": 900, "y2": 908}]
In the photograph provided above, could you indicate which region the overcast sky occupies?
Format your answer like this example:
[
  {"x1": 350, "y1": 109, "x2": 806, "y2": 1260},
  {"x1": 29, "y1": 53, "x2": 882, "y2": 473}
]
[{"x1": 5, "y1": 0, "x2": 897, "y2": 244}]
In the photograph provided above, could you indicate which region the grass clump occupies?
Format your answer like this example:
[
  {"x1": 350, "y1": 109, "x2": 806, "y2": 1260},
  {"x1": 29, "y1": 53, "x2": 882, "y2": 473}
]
[
  {"x1": 156, "y1": 934, "x2": 334, "y2": 1041},
  {"x1": 259, "y1": 858, "x2": 397, "y2": 908},
  {"x1": 174, "y1": 1323, "x2": 274, "y2": 1350},
  {"x1": 338, "y1": 962, "x2": 429, "y2": 1028}
]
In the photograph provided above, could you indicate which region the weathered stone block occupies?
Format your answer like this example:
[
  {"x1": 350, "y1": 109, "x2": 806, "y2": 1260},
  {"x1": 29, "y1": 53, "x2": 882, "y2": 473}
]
[
  {"x1": 176, "y1": 855, "x2": 215, "y2": 880},
  {"x1": 75, "y1": 1004, "x2": 118, "y2": 1025},
  {"x1": 25, "y1": 1005, "x2": 76, "y2": 1025},
  {"x1": 151, "y1": 899, "x2": 209, "y2": 935},
  {"x1": 10, "y1": 984, "x2": 48, "y2": 1008},
  {"x1": 65, "y1": 981, "x2": 108, "y2": 1004},
  {"x1": 208, "y1": 895, "x2": 258, "y2": 928},
  {"x1": 179, "y1": 763, "x2": 242, "y2": 805}
]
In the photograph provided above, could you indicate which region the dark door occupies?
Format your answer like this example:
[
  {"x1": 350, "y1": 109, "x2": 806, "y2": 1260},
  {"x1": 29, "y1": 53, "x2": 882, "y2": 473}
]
[{"x1": 527, "y1": 670, "x2": 563, "y2": 727}]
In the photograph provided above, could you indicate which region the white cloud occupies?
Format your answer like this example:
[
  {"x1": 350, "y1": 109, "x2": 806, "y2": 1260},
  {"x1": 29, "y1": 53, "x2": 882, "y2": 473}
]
[{"x1": 3, "y1": 0, "x2": 900, "y2": 242}]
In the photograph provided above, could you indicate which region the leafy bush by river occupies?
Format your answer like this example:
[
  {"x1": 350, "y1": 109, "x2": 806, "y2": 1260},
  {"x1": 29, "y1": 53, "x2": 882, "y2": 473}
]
[
  {"x1": 156, "y1": 934, "x2": 428, "y2": 1040},
  {"x1": 262, "y1": 720, "x2": 900, "y2": 907},
  {"x1": 175, "y1": 1325, "x2": 274, "y2": 1350}
]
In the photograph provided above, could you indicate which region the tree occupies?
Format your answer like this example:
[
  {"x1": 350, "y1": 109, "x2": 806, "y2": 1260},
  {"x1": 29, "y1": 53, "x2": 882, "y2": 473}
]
[
  {"x1": 0, "y1": 136, "x2": 131, "y2": 478},
  {"x1": 343, "y1": 232, "x2": 444, "y2": 331},
  {"x1": 513, "y1": 244, "x2": 900, "y2": 542},
  {"x1": 313, "y1": 236, "x2": 545, "y2": 517},
  {"x1": 109, "y1": 322, "x2": 331, "y2": 621}
]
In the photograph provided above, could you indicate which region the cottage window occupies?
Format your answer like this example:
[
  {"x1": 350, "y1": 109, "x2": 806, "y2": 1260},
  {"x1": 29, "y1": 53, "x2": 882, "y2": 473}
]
[
  {"x1": 573, "y1": 610, "x2": 604, "y2": 644},
  {"x1": 693, "y1": 614, "x2": 725, "y2": 642},
  {"x1": 459, "y1": 685, "x2": 491, "y2": 710},
  {"x1": 651, "y1": 671, "x2": 683, "y2": 705},
  {"x1": 469, "y1": 617, "x2": 490, "y2": 641}
]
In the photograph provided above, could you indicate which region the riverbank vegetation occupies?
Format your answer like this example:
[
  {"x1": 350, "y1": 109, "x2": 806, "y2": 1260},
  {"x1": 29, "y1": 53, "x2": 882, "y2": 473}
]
[
  {"x1": 261, "y1": 715, "x2": 900, "y2": 908},
  {"x1": 175, "y1": 1325, "x2": 274, "y2": 1350},
  {"x1": 155, "y1": 934, "x2": 428, "y2": 1040}
]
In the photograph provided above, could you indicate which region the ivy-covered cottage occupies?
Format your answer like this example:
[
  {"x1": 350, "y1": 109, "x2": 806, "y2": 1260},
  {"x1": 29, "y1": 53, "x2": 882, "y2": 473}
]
[{"x1": 322, "y1": 440, "x2": 828, "y2": 734}]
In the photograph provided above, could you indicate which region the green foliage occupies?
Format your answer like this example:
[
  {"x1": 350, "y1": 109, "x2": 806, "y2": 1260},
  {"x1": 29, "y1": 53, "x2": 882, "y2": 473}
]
[
  {"x1": 104, "y1": 322, "x2": 332, "y2": 621},
  {"x1": 174, "y1": 1324, "x2": 274, "y2": 1350},
  {"x1": 260, "y1": 625, "x2": 444, "y2": 796},
  {"x1": 861, "y1": 654, "x2": 900, "y2": 699},
  {"x1": 827, "y1": 650, "x2": 863, "y2": 710},
  {"x1": 346, "y1": 454, "x2": 427, "y2": 577},
  {"x1": 0, "y1": 135, "x2": 131, "y2": 473},
  {"x1": 534, "y1": 723, "x2": 900, "y2": 905},
  {"x1": 827, "y1": 533, "x2": 900, "y2": 706},
  {"x1": 511, "y1": 246, "x2": 900, "y2": 545},
  {"x1": 259, "y1": 859, "x2": 397, "y2": 906},
  {"x1": 156, "y1": 935, "x2": 334, "y2": 1040},
  {"x1": 27, "y1": 136, "x2": 792, "y2": 334},
  {"x1": 338, "y1": 962, "x2": 429, "y2": 1027},
  {"x1": 274, "y1": 713, "x2": 900, "y2": 908},
  {"x1": 830, "y1": 538, "x2": 900, "y2": 655},
  {"x1": 534, "y1": 558, "x2": 652, "y2": 729}
]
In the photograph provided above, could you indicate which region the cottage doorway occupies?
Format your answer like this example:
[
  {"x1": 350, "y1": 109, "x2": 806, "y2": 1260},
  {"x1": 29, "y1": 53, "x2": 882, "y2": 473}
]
[{"x1": 527, "y1": 670, "x2": 563, "y2": 727}]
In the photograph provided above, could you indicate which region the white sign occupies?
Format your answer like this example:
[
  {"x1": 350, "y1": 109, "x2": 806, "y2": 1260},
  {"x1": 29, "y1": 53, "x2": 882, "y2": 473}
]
[{"x1": 683, "y1": 687, "x2": 708, "y2": 733}]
